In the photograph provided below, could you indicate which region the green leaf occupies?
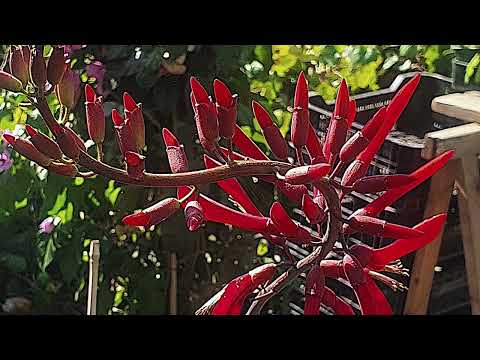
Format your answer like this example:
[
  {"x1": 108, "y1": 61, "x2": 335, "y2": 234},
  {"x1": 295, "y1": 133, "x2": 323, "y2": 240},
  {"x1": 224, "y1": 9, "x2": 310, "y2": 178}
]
[
  {"x1": 48, "y1": 187, "x2": 67, "y2": 216},
  {"x1": 105, "y1": 180, "x2": 122, "y2": 206},
  {"x1": 42, "y1": 237, "x2": 56, "y2": 271},
  {"x1": 257, "y1": 239, "x2": 269, "y2": 256},
  {"x1": 465, "y1": 53, "x2": 480, "y2": 84}
]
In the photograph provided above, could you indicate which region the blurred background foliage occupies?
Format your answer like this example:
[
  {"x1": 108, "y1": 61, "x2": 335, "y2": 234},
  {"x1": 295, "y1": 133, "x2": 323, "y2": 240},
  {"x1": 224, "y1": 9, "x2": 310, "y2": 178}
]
[{"x1": 0, "y1": 44, "x2": 479, "y2": 314}]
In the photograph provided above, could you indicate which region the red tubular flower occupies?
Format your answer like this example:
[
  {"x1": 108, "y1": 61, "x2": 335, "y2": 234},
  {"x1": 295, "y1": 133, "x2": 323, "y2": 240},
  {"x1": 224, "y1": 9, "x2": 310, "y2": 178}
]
[
  {"x1": 323, "y1": 79, "x2": 350, "y2": 163},
  {"x1": 184, "y1": 200, "x2": 205, "y2": 231},
  {"x1": 9, "y1": 47, "x2": 29, "y2": 87},
  {"x1": 56, "y1": 67, "x2": 78, "y2": 110},
  {"x1": 269, "y1": 201, "x2": 312, "y2": 244},
  {"x1": 347, "y1": 98, "x2": 357, "y2": 128},
  {"x1": 47, "y1": 46, "x2": 67, "y2": 86},
  {"x1": 55, "y1": 127, "x2": 82, "y2": 161},
  {"x1": 196, "y1": 264, "x2": 277, "y2": 315},
  {"x1": 162, "y1": 128, "x2": 189, "y2": 173},
  {"x1": 178, "y1": 186, "x2": 275, "y2": 234},
  {"x1": 343, "y1": 254, "x2": 386, "y2": 315},
  {"x1": 252, "y1": 101, "x2": 288, "y2": 160},
  {"x1": 364, "y1": 276, "x2": 393, "y2": 315},
  {"x1": 322, "y1": 286, "x2": 355, "y2": 315},
  {"x1": 30, "y1": 48, "x2": 47, "y2": 90},
  {"x1": 0, "y1": 71, "x2": 23, "y2": 92},
  {"x1": 25, "y1": 124, "x2": 63, "y2": 161},
  {"x1": 339, "y1": 107, "x2": 386, "y2": 163},
  {"x1": 306, "y1": 122, "x2": 326, "y2": 164},
  {"x1": 85, "y1": 84, "x2": 105, "y2": 145},
  {"x1": 48, "y1": 162, "x2": 78, "y2": 177},
  {"x1": 304, "y1": 264, "x2": 325, "y2": 315},
  {"x1": 122, "y1": 197, "x2": 181, "y2": 228},
  {"x1": 275, "y1": 180, "x2": 309, "y2": 205},
  {"x1": 3, "y1": 133, "x2": 52, "y2": 167},
  {"x1": 386, "y1": 73, "x2": 421, "y2": 127},
  {"x1": 190, "y1": 77, "x2": 219, "y2": 152},
  {"x1": 204, "y1": 155, "x2": 263, "y2": 216},
  {"x1": 284, "y1": 163, "x2": 331, "y2": 185},
  {"x1": 291, "y1": 71, "x2": 310, "y2": 150},
  {"x1": 124, "y1": 92, "x2": 145, "y2": 150},
  {"x1": 112, "y1": 109, "x2": 137, "y2": 159},
  {"x1": 320, "y1": 259, "x2": 345, "y2": 279},
  {"x1": 351, "y1": 174, "x2": 413, "y2": 194},
  {"x1": 232, "y1": 124, "x2": 269, "y2": 160},
  {"x1": 348, "y1": 215, "x2": 424, "y2": 239},
  {"x1": 302, "y1": 194, "x2": 325, "y2": 225},
  {"x1": 125, "y1": 151, "x2": 145, "y2": 179},
  {"x1": 64, "y1": 126, "x2": 86, "y2": 152},
  {"x1": 213, "y1": 79, "x2": 238, "y2": 140}
]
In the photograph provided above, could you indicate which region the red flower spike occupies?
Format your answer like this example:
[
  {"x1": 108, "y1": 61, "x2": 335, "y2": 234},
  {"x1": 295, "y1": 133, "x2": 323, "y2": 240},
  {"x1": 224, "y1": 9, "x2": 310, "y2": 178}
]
[
  {"x1": 30, "y1": 48, "x2": 47, "y2": 90},
  {"x1": 342, "y1": 254, "x2": 378, "y2": 315},
  {"x1": 125, "y1": 151, "x2": 145, "y2": 179},
  {"x1": 3, "y1": 133, "x2": 52, "y2": 167},
  {"x1": 124, "y1": 92, "x2": 145, "y2": 150},
  {"x1": 54, "y1": 127, "x2": 81, "y2": 161},
  {"x1": 306, "y1": 122, "x2": 326, "y2": 164},
  {"x1": 322, "y1": 286, "x2": 355, "y2": 315},
  {"x1": 25, "y1": 124, "x2": 63, "y2": 161},
  {"x1": 56, "y1": 67, "x2": 78, "y2": 110},
  {"x1": 252, "y1": 101, "x2": 274, "y2": 129},
  {"x1": 269, "y1": 202, "x2": 312, "y2": 243},
  {"x1": 122, "y1": 197, "x2": 181, "y2": 228},
  {"x1": 163, "y1": 129, "x2": 190, "y2": 174},
  {"x1": 304, "y1": 264, "x2": 325, "y2": 315},
  {"x1": 232, "y1": 124, "x2": 269, "y2": 160},
  {"x1": 85, "y1": 84, "x2": 105, "y2": 145},
  {"x1": 291, "y1": 71, "x2": 310, "y2": 149},
  {"x1": 352, "y1": 174, "x2": 413, "y2": 194},
  {"x1": 347, "y1": 99, "x2": 357, "y2": 128},
  {"x1": 262, "y1": 126, "x2": 288, "y2": 160},
  {"x1": 0, "y1": 71, "x2": 23, "y2": 92},
  {"x1": 177, "y1": 186, "x2": 275, "y2": 234},
  {"x1": 302, "y1": 194, "x2": 325, "y2": 225},
  {"x1": 284, "y1": 163, "x2": 331, "y2": 185},
  {"x1": 162, "y1": 128, "x2": 180, "y2": 147},
  {"x1": 64, "y1": 126, "x2": 86, "y2": 152},
  {"x1": 323, "y1": 79, "x2": 350, "y2": 162},
  {"x1": 275, "y1": 181, "x2": 309, "y2": 205},
  {"x1": 339, "y1": 107, "x2": 386, "y2": 163},
  {"x1": 112, "y1": 109, "x2": 137, "y2": 158},
  {"x1": 190, "y1": 76, "x2": 210, "y2": 103},
  {"x1": 184, "y1": 200, "x2": 205, "y2": 231},
  {"x1": 47, "y1": 46, "x2": 67, "y2": 86},
  {"x1": 48, "y1": 162, "x2": 78, "y2": 177},
  {"x1": 349, "y1": 215, "x2": 424, "y2": 239},
  {"x1": 204, "y1": 155, "x2": 263, "y2": 216},
  {"x1": 190, "y1": 91, "x2": 219, "y2": 153},
  {"x1": 340, "y1": 158, "x2": 370, "y2": 189},
  {"x1": 386, "y1": 74, "x2": 421, "y2": 128},
  {"x1": 9, "y1": 47, "x2": 29, "y2": 87},
  {"x1": 214, "y1": 79, "x2": 237, "y2": 140}
]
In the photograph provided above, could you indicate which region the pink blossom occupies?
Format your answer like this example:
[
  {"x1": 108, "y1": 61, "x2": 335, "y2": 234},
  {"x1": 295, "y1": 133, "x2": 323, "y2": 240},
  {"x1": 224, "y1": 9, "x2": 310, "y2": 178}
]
[
  {"x1": 39, "y1": 217, "x2": 56, "y2": 234},
  {"x1": 0, "y1": 150, "x2": 12, "y2": 173},
  {"x1": 86, "y1": 61, "x2": 106, "y2": 95}
]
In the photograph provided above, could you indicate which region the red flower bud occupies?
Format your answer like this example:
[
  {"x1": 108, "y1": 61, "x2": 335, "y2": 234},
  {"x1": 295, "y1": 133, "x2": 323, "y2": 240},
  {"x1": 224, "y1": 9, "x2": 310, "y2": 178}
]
[
  {"x1": 112, "y1": 109, "x2": 137, "y2": 158},
  {"x1": 339, "y1": 107, "x2": 386, "y2": 163},
  {"x1": 304, "y1": 264, "x2": 325, "y2": 315},
  {"x1": 269, "y1": 201, "x2": 311, "y2": 244},
  {"x1": 347, "y1": 99, "x2": 357, "y2": 128},
  {"x1": 56, "y1": 67, "x2": 78, "y2": 110},
  {"x1": 214, "y1": 79, "x2": 237, "y2": 140},
  {"x1": 47, "y1": 46, "x2": 67, "y2": 86},
  {"x1": 30, "y1": 48, "x2": 47, "y2": 90},
  {"x1": 64, "y1": 126, "x2": 86, "y2": 152},
  {"x1": 322, "y1": 286, "x2": 355, "y2": 315},
  {"x1": 349, "y1": 215, "x2": 424, "y2": 239},
  {"x1": 25, "y1": 124, "x2": 63, "y2": 161},
  {"x1": 302, "y1": 194, "x2": 325, "y2": 225},
  {"x1": 122, "y1": 197, "x2": 181, "y2": 228},
  {"x1": 0, "y1": 71, "x2": 23, "y2": 92},
  {"x1": 386, "y1": 73, "x2": 421, "y2": 128},
  {"x1": 352, "y1": 174, "x2": 413, "y2": 194},
  {"x1": 275, "y1": 180, "x2": 309, "y2": 205},
  {"x1": 162, "y1": 128, "x2": 189, "y2": 173},
  {"x1": 285, "y1": 163, "x2": 331, "y2": 185},
  {"x1": 291, "y1": 71, "x2": 310, "y2": 149},
  {"x1": 48, "y1": 162, "x2": 78, "y2": 177},
  {"x1": 184, "y1": 200, "x2": 205, "y2": 231},
  {"x1": 232, "y1": 124, "x2": 269, "y2": 160},
  {"x1": 3, "y1": 133, "x2": 52, "y2": 167},
  {"x1": 306, "y1": 122, "x2": 326, "y2": 164},
  {"x1": 125, "y1": 151, "x2": 145, "y2": 179},
  {"x1": 85, "y1": 84, "x2": 105, "y2": 144},
  {"x1": 252, "y1": 101, "x2": 288, "y2": 160},
  {"x1": 55, "y1": 127, "x2": 81, "y2": 161},
  {"x1": 190, "y1": 77, "x2": 219, "y2": 151},
  {"x1": 124, "y1": 92, "x2": 145, "y2": 150},
  {"x1": 340, "y1": 159, "x2": 369, "y2": 188},
  {"x1": 9, "y1": 47, "x2": 29, "y2": 87}
]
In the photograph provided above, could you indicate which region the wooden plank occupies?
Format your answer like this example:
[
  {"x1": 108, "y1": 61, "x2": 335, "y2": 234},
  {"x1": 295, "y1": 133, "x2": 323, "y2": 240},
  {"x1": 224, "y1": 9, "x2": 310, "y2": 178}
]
[
  {"x1": 422, "y1": 122, "x2": 480, "y2": 160},
  {"x1": 455, "y1": 155, "x2": 480, "y2": 314},
  {"x1": 432, "y1": 92, "x2": 480, "y2": 124},
  {"x1": 403, "y1": 160, "x2": 458, "y2": 314}
]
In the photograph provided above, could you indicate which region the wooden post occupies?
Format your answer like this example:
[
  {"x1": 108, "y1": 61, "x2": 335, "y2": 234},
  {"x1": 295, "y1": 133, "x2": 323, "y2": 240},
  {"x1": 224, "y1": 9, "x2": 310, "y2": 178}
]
[
  {"x1": 87, "y1": 240, "x2": 100, "y2": 315},
  {"x1": 169, "y1": 253, "x2": 178, "y2": 315}
]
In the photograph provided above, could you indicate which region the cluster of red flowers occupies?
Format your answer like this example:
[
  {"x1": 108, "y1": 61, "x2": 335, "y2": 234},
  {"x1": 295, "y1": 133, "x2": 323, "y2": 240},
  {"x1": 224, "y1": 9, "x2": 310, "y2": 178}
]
[{"x1": 1, "y1": 45, "x2": 453, "y2": 315}]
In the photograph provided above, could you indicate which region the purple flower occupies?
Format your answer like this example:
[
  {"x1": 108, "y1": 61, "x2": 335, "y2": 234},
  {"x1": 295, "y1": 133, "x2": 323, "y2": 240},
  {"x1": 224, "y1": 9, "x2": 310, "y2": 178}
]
[
  {"x1": 38, "y1": 217, "x2": 56, "y2": 234},
  {"x1": 86, "y1": 61, "x2": 106, "y2": 95},
  {"x1": 60, "y1": 45, "x2": 87, "y2": 56},
  {"x1": 0, "y1": 150, "x2": 12, "y2": 173}
]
